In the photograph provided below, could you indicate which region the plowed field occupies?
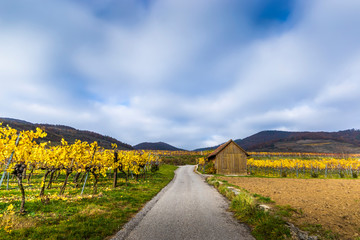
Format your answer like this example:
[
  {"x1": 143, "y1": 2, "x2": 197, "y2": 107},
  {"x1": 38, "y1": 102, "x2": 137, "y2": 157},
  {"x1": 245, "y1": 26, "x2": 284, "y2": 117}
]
[{"x1": 218, "y1": 177, "x2": 360, "y2": 240}]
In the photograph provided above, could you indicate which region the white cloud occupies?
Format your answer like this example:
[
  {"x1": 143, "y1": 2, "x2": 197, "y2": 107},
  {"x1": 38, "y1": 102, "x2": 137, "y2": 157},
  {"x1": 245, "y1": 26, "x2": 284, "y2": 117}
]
[
  {"x1": 202, "y1": 135, "x2": 228, "y2": 148},
  {"x1": 1, "y1": 0, "x2": 360, "y2": 149}
]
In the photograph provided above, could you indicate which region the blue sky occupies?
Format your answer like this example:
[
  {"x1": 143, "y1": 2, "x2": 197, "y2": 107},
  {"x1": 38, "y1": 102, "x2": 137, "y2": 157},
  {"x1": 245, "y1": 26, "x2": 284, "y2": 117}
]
[{"x1": 1, "y1": 0, "x2": 360, "y2": 150}]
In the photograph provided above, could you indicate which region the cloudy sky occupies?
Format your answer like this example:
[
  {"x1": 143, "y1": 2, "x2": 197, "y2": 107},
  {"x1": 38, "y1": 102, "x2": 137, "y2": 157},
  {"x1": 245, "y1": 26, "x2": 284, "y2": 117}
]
[{"x1": 1, "y1": 0, "x2": 360, "y2": 150}]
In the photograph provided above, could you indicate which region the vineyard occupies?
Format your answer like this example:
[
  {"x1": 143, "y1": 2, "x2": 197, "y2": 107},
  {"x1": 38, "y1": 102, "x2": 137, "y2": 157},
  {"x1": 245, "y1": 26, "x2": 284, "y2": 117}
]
[
  {"x1": 247, "y1": 152, "x2": 360, "y2": 178},
  {"x1": 3, "y1": 122, "x2": 360, "y2": 239},
  {"x1": 0, "y1": 124, "x2": 164, "y2": 213},
  {"x1": 0, "y1": 123, "x2": 184, "y2": 239}
]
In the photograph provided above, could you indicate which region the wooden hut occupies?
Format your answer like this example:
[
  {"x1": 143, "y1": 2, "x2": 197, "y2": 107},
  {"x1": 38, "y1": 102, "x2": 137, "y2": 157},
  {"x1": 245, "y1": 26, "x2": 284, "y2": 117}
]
[{"x1": 207, "y1": 139, "x2": 249, "y2": 175}]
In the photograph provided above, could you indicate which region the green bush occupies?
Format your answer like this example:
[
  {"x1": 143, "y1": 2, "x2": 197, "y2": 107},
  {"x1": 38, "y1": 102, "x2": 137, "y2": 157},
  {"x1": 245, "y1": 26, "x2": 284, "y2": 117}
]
[
  {"x1": 150, "y1": 163, "x2": 160, "y2": 172},
  {"x1": 311, "y1": 172, "x2": 319, "y2": 178},
  {"x1": 252, "y1": 215, "x2": 290, "y2": 240},
  {"x1": 205, "y1": 162, "x2": 216, "y2": 174}
]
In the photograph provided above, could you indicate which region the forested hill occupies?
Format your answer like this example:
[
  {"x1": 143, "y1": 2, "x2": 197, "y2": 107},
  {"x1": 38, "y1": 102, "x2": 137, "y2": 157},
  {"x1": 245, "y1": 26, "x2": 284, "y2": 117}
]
[
  {"x1": 0, "y1": 117, "x2": 133, "y2": 150},
  {"x1": 196, "y1": 129, "x2": 360, "y2": 154},
  {"x1": 134, "y1": 142, "x2": 184, "y2": 151}
]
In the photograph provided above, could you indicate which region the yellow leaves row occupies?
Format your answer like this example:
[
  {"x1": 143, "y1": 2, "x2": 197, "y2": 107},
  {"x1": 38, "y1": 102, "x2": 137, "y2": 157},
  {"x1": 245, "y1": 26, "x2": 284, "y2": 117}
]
[
  {"x1": 1, "y1": 124, "x2": 160, "y2": 175},
  {"x1": 248, "y1": 157, "x2": 360, "y2": 170},
  {"x1": 141, "y1": 149, "x2": 210, "y2": 156},
  {"x1": 249, "y1": 151, "x2": 360, "y2": 158}
]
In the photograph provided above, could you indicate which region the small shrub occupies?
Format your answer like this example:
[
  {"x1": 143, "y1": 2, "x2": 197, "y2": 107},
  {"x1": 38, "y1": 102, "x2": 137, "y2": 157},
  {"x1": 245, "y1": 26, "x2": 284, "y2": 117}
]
[
  {"x1": 253, "y1": 194, "x2": 274, "y2": 203},
  {"x1": 281, "y1": 171, "x2": 287, "y2": 178},
  {"x1": 339, "y1": 172, "x2": 345, "y2": 178},
  {"x1": 311, "y1": 172, "x2": 319, "y2": 178},
  {"x1": 276, "y1": 205, "x2": 297, "y2": 218},
  {"x1": 231, "y1": 192, "x2": 256, "y2": 221},
  {"x1": 253, "y1": 215, "x2": 290, "y2": 240},
  {"x1": 205, "y1": 162, "x2": 216, "y2": 174},
  {"x1": 218, "y1": 185, "x2": 228, "y2": 195},
  {"x1": 353, "y1": 172, "x2": 358, "y2": 178},
  {"x1": 225, "y1": 189, "x2": 235, "y2": 200},
  {"x1": 150, "y1": 163, "x2": 159, "y2": 172}
]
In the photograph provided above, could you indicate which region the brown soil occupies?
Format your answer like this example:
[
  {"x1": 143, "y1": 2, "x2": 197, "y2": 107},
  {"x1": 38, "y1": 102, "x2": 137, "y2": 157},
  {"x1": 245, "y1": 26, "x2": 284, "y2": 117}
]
[{"x1": 218, "y1": 176, "x2": 360, "y2": 240}]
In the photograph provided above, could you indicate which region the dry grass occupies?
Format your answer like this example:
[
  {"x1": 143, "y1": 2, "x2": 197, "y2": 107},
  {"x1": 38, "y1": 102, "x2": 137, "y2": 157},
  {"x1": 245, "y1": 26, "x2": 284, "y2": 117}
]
[
  {"x1": 0, "y1": 214, "x2": 38, "y2": 232},
  {"x1": 79, "y1": 204, "x2": 108, "y2": 216}
]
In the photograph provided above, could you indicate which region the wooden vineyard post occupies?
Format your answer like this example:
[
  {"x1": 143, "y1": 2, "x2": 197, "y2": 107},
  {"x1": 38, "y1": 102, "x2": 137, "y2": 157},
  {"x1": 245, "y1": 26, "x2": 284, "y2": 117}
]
[
  {"x1": 296, "y1": 163, "x2": 299, "y2": 178},
  {"x1": 81, "y1": 172, "x2": 88, "y2": 195},
  {"x1": 274, "y1": 165, "x2": 276, "y2": 176},
  {"x1": 325, "y1": 164, "x2": 328, "y2": 178},
  {"x1": 6, "y1": 172, "x2": 10, "y2": 190},
  {"x1": 0, "y1": 134, "x2": 21, "y2": 188},
  {"x1": 81, "y1": 146, "x2": 97, "y2": 195}
]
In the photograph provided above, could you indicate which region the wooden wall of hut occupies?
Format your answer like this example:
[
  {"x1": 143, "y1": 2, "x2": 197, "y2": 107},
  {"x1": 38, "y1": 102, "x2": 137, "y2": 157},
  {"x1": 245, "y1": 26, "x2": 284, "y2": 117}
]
[{"x1": 214, "y1": 141, "x2": 247, "y2": 175}]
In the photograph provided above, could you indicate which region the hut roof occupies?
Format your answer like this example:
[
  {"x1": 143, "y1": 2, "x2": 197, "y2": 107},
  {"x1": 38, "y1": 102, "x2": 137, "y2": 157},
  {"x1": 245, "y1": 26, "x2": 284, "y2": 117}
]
[{"x1": 207, "y1": 139, "x2": 249, "y2": 159}]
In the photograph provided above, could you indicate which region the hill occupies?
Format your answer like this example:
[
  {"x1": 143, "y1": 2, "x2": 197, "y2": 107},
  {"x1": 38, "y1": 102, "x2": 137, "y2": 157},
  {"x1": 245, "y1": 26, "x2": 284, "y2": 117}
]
[
  {"x1": 0, "y1": 117, "x2": 133, "y2": 150},
  {"x1": 134, "y1": 142, "x2": 184, "y2": 151},
  {"x1": 196, "y1": 129, "x2": 360, "y2": 154}
]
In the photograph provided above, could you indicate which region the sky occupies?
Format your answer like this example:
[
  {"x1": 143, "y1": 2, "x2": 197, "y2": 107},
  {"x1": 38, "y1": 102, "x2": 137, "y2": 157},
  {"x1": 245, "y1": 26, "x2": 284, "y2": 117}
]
[{"x1": 1, "y1": 0, "x2": 360, "y2": 150}]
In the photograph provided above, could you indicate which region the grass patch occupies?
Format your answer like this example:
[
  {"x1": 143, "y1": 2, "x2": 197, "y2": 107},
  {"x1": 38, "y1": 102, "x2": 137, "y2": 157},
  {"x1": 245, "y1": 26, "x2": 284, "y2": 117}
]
[
  {"x1": 252, "y1": 194, "x2": 274, "y2": 203},
  {"x1": 207, "y1": 177, "x2": 291, "y2": 240},
  {"x1": 276, "y1": 205, "x2": 298, "y2": 218},
  {"x1": 301, "y1": 223, "x2": 339, "y2": 240},
  {"x1": 0, "y1": 164, "x2": 177, "y2": 240}
]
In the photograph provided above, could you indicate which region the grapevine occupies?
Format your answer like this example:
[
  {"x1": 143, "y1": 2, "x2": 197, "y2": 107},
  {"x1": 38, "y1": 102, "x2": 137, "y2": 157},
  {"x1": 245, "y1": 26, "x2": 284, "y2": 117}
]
[{"x1": 0, "y1": 124, "x2": 161, "y2": 213}]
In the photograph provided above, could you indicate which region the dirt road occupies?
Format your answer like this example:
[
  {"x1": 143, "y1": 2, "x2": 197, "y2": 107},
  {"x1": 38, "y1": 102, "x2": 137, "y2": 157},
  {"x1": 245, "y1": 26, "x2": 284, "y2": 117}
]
[{"x1": 112, "y1": 165, "x2": 254, "y2": 240}]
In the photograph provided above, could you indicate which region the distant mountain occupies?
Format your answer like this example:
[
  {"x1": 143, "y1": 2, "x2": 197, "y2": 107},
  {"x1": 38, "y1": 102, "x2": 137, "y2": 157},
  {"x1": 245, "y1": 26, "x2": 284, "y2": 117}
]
[
  {"x1": 196, "y1": 129, "x2": 360, "y2": 154},
  {"x1": 0, "y1": 117, "x2": 133, "y2": 150},
  {"x1": 194, "y1": 145, "x2": 221, "y2": 152},
  {"x1": 134, "y1": 142, "x2": 184, "y2": 151}
]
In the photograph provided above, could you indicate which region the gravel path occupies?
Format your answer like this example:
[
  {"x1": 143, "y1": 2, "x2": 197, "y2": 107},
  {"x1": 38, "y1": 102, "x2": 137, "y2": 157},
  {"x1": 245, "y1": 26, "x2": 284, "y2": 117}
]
[{"x1": 112, "y1": 165, "x2": 254, "y2": 240}]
